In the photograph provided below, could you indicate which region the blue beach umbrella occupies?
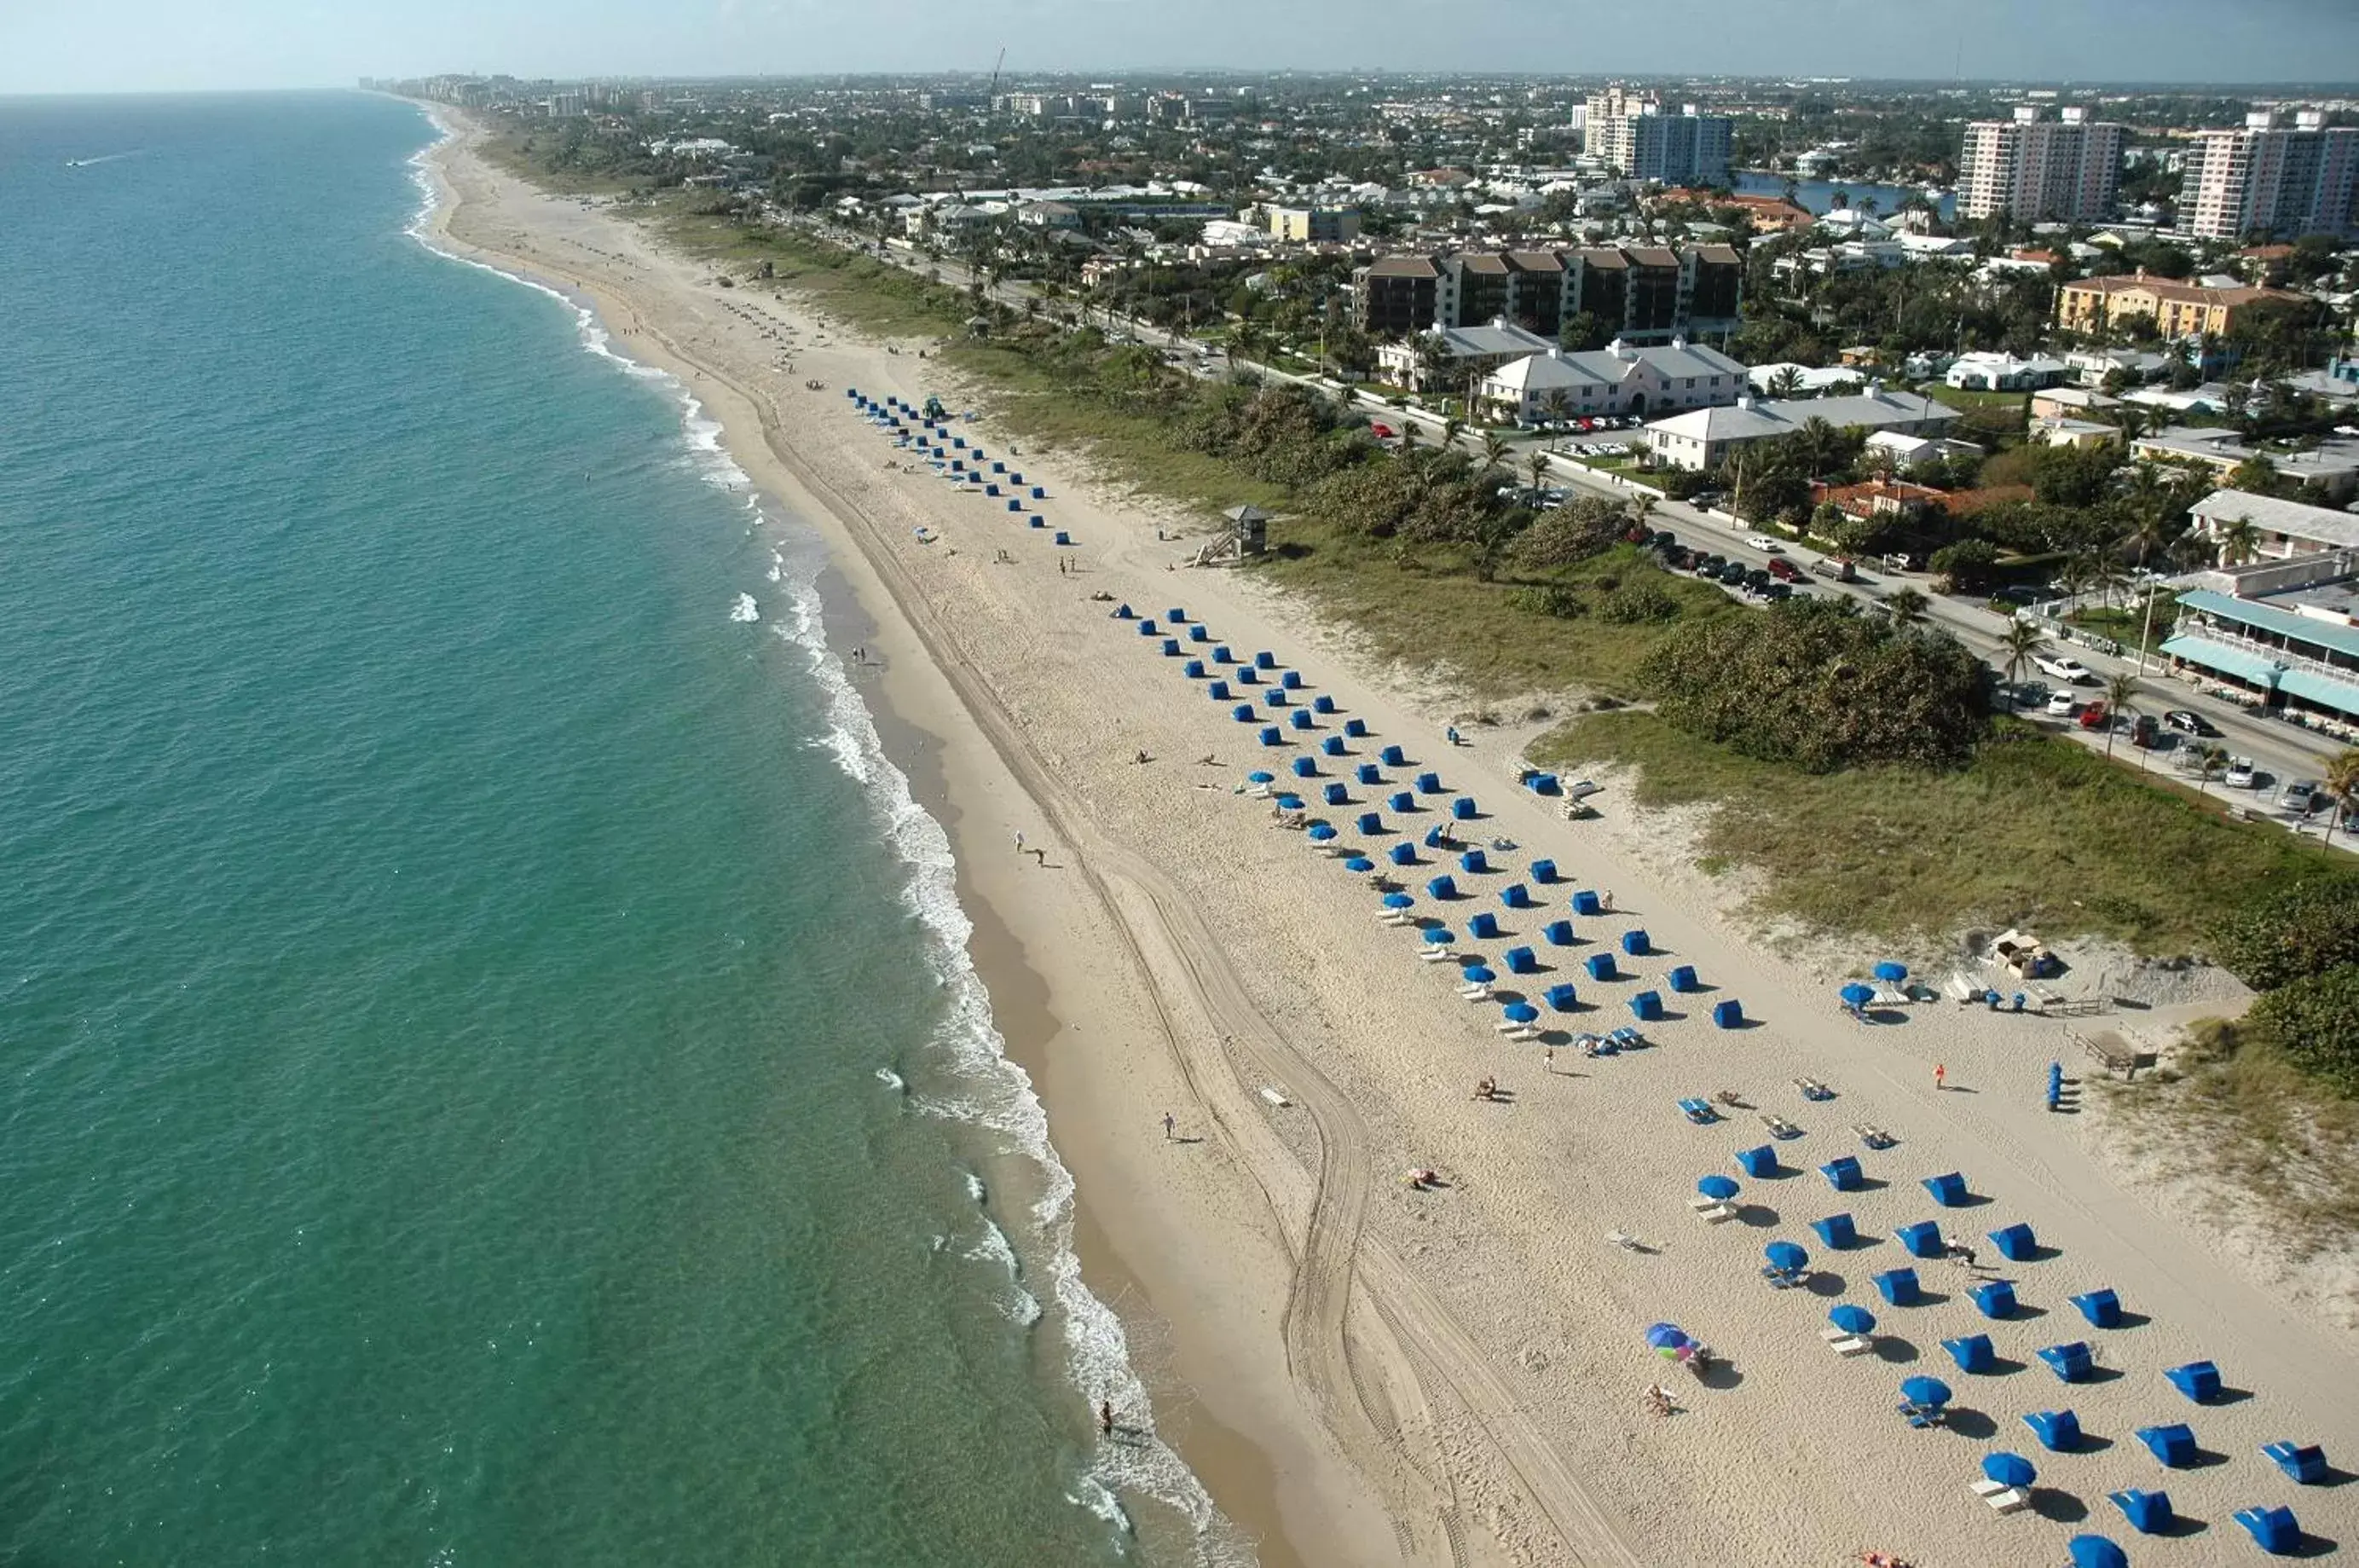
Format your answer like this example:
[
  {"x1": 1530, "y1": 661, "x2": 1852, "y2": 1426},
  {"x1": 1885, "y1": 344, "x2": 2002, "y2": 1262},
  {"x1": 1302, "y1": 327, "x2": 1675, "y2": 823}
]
[
  {"x1": 1982, "y1": 1452, "x2": 2038, "y2": 1489},
  {"x1": 1383, "y1": 892, "x2": 1415, "y2": 910},
  {"x1": 1502, "y1": 1002, "x2": 1540, "y2": 1024},
  {"x1": 1766, "y1": 1241, "x2": 1810, "y2": 1273},
  {"x1": 1697, "y1": 1174, "x2": 1740, "y2": 1201},
  {"x1": 1460, "y1": 965, "x2": 1496, "y2": 985},
  {"x1": 1900, "y1": 1375, "x2": 1952, "y2": 1409},
  {"x1": 1828, "y1": 1303, "x2": 1876, "y2": 1334},
  {"x1": 1247, "y1": 770, "x2": 1275, "y2": 784},
  {"x1": 1343, "y1": 857, "x2": 1376, "y2": 873},
  {"x1": 1873, "y1": 961, "x2": 1909, "y2": 983},
  {"x1": 1274, "y1": 794, "x2": 1303, "y2": 811},
  {"x1": 1306, "y1": 823, "x2": 1338, "y2": 842},
  {"x1": 1421, "y1": 928, "x2": 1455, "y2": 946},
  {"x1": 1645, "y1": 1322, "x2": 1689, "y2": 1350},
  {"x1": 2067, "y1": 1537, "x2": 2128, "y2": 1568},
  {"x1": 1839, "y1": 982, "x2": 1875, "y2": 1008}
]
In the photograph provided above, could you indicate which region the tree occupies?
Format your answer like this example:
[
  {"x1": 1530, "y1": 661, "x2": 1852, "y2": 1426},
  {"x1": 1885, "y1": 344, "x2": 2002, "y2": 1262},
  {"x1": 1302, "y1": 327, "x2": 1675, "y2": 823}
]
[
  {"x1": 1998, "y1": 620, "x2": 2048, "y2": 710},
  {"x1": 2322, "y1": 749, "x2": 2359, "y2": 852},
  {"x1": 1767, "y1": 365, "x2": 1805, "y2": 399},
  {"x1": 1541, "y1": 388, "x2": 1574, "y2": 426},
  {"x1": 1479, "y1": 431, "x2": 1512, "y2": 480},
  {"x1": 1527, "y1": 449, "x2": 1552, "y2": 495},
  {"x1": 1558, "y1": 311, "x2": 1609, "y2": 353},
  {"x1": 1929, "y1": 537, "x2": 2001, "y2": 593},
  {"x1": 2101, "y1": 671, "x2": 2139, "y2": 759},
  {"x1": 1882, "y1": 586, "x2": 1930, "y2": 628},
  {"x1": 2217, "y1": 516, "x2": 2262, "y2": 568},
  {"x1": 1628, "y1": 493, "x2": 1658, "y2": 535},
  {"x1": 1441, "y1": 416, "x2": 1465, "y2": 453}
]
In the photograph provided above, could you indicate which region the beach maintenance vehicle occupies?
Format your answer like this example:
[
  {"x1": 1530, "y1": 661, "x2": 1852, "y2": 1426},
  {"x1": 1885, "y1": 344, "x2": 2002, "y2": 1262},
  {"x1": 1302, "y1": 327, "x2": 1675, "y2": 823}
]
[{"x1": 922, "y1": 395, "x2": 948, "y2": 422}]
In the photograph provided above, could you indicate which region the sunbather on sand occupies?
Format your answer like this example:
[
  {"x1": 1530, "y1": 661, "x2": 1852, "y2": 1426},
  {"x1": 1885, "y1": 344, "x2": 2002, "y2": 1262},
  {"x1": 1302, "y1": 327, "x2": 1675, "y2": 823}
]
[{"x1": 1643, "y1": 1384, "x2": 1676, "y2": 1416}]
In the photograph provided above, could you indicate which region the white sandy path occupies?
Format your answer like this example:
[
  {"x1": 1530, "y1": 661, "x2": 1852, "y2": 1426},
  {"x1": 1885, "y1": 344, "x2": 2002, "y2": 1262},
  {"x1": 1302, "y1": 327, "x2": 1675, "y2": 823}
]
[{"x1": 425, "y1": 120, "x2": 2359, "y2": 1568}]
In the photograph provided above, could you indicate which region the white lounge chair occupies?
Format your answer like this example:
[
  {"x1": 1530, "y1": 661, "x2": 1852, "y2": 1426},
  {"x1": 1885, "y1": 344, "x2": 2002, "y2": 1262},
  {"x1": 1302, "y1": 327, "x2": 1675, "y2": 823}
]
[
  {"x1": 1820, "y1": 1328, "x2": 1875, "y2": 1356},
  {"x1": 1419, "y1": 947, "x2": 1457, "y2": 963},
  {"x1": 1970, "y1": 1479, "x2": 2030, "y2": 1514},
  {"x1": 1688, "y1": 1198, "x2": 1736, "y2": 1224},
  {"x1": 1379, "y1": 911, "x2": 1408, "y2": 926},
  {"x1": 1505, "y1": 1026, "x2": 1540, "y2": 1042}
]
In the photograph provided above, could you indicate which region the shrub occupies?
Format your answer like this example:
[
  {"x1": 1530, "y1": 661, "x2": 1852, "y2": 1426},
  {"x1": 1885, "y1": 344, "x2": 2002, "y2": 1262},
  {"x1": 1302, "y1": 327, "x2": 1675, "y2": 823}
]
[
  {"x1": 1598, "y1": 579, "x2": 1680, "y2": 624},
  {"x1": 2210, "y1": 877, "x2": 2359, "y2": 990},
  {"x1": 1929, "y1": 537, "x2": 2001, "y2": 591},
  {"x1": 1640, "y1": 598, "x2": 1990, "y2": 772},
  {"x1": 2247, "y1": 965, "x2": 2359, "y2": 1094}
]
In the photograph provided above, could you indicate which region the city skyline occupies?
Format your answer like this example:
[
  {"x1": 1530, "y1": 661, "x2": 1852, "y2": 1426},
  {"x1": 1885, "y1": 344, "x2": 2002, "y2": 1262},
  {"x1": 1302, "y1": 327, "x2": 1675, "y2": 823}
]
[{"x1": 8, "y1": 0, "x2": 2359, "y2": 96}]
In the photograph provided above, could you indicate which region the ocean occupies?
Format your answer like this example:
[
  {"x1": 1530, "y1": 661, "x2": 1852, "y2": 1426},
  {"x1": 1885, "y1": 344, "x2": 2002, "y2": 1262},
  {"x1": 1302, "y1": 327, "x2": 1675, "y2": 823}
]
[{"x1": 0, "y1": 92, "x2": 1227, "y2": 1566}]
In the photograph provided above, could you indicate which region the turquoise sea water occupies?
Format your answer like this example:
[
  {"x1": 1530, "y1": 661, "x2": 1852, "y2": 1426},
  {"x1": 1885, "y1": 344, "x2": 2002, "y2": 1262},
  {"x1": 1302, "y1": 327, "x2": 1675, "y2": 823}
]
[{"x1": 0, "y1": 93, "x2": 1223, "y2": 1566}]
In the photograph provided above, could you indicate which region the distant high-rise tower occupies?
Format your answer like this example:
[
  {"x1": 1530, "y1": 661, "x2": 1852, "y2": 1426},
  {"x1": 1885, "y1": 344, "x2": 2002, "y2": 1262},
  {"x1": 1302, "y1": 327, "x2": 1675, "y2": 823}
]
[
  {"x1": 1583, "y1": 85, "x2": 1731, "y2": 187},
  {"x1": 1959, "y1": 106, "x2": 2123, "y2": 223},
  {"x1": 2181, "y1": 109, "x2": 2359, "y2": 240}
]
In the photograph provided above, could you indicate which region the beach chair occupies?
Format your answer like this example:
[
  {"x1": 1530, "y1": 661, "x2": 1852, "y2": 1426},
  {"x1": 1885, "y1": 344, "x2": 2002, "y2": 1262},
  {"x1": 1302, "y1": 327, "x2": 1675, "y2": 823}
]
[
  {"x1": 1808, "y1": 1212, "x2": 1859, "y2": 1249},
  {"x1": 2038, "y1": 1342, "x2": 2096, "y2": 1384},
  {"x1": 1941, "y1": 1334, "x2": 1996, "y2": 1374},
  {"x1": 1734, "y1": 1145, "x2": 1778, "y2": 1178},
  {"x1": 2025, "y1": 1409, "x2": 2083, "y2": 1452},
  {"x1": 1895, "y1": 1221, "x2": 1946, "y2": 1259},
  {"x1": 1795, "y1": 1077, "x2": 1835, "y2": 1101},
  {"x1": 1969, "y1": 1279, "x2": 2019, "y2": 1319},
  {"x1": 1677, "y1": 1097, "x2": 1717, "y2": 1125},
  {"x1": 1606, "y1": 1026, "x2": 1642, "y2": 1050},
  {"x1": 1922, "y1": 1172, "x2": 1969, "y2": 1207},
  {"x1": 1897, "y1": 1400, "x2": 1947, "y2": 1430},
  {"x1": 2071, "y1": 1289, "x2": 2123, "y2": 1329},
  {"x1": 1873, "y1": 1267, "x2": 1922, "y2": 1307},
  {"x1": 2136, "y1": 1423, "x2": 2197, "y2": 1468},
  {"x1": 1418, "y1": 946, "x2": 1457, "y2": 963},
  {"x1": 2262, "y1": 1441, "x2": 2327, "y2": 1484},
  {"x1": 1459, "y1": 983, "x2": 1493, "y2": 1002},
  {"x1": 1824, "y1": 1332, "x2": 1874, "y2": 1357},
  {"x1": 1853, "y1": 1124, "x2": 1895, "y2": 1149},
  {"x1": 1970, "y1": 1478, "x2": 2032, "y2": 1514},
  {"x1": 2165, "y1": 1360, "x2": 2221, "y2": 1403},
  {"x1": 1605, "y1": 1230, "x2": 1645, "y2": 1252},
  {"x1": 2108, "y1": 1487, "x2": 2174, "y2": 1535},
  {"x1": 1688, "y1": 1198, "x2": 1737, "y2": 1224},
  {"x1": 1987, "y1": 1222, "x2": 2038, "y2": 1262},
  {"x1": 2235, "y1": 1505, "x2": 2301, "y2": 1555},
  {"x1": 1760, "y1": 1114, "x2": 1801, "y2": 1139},
  {"x1": 1820, "y1": 1155, "x2": 1865, "y2": 1192}
]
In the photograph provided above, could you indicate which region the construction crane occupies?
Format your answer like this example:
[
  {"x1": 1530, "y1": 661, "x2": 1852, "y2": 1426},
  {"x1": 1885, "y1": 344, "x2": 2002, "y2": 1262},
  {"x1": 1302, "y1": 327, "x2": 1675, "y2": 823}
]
[{"x1": 986, "y1": 46, "x2": 1007, "y2": 98}]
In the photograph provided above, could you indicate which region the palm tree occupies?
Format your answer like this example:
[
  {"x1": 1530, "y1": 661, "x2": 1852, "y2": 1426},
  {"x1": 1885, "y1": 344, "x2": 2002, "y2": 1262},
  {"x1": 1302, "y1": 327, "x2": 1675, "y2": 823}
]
[
  {"x1": 1999, "y1": 620, "x2": 2049, "y2": 710},
  {"x1": 1480, "y1": 431, "x2": 1512, "y2": 479},
  {"x1": 1628, "y1": 494, "x2": 1658, "y2": 534},
  {"x1": 1883, "y1": 586, "x2": 1931, "y2": 628},
  {"x1": 1441, "y1": 415, "x2": 1465, "y2": 453},
  {"x1": 2190, "y1": 743, "x2": 2228, "y2": 802},
  {"x1": 2217, "y1": 516, "x2": 2262, "y2": 568},
  {"x1": 2101, "y1": 671, "x2": 2139, "y2": 760},
  {"x1": 1767, "y1": 365, "x2": 1805, "y2": 399},
  {"x1": 1541, "y1": 388, "x2": 1574, "y2": 427},
  {"x1": 2322, "y1": 748, "x2": 2359, "y2": 849},
  {"x1": 1527, "y1": 449, "x2": 1552, "y2": 495},
  {"x1": 2110, "y1": 404, "x2": 2150, "y2": 445},
  {"x1": 1795, "y1": 415, "x2": 1839, "y2": 477},
  {"x1": 2084, "y1": 553, "x2": 2129, "y2": 610}
]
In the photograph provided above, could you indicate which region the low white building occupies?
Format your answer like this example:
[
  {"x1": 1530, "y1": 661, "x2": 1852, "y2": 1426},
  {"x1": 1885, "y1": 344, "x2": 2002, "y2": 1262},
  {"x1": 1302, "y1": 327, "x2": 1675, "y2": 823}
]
[
  {"x1": 1376, "y1": 319, "x2": 1557, "y2": 392},
  {"x1": 1477, "y1": 339, "x2": 1747, "y2": 422},
  {"x1": 1946, "y1": 352, "x2": 2069, "y2": 391},
  {"x1": 1745, "y1": 362, "x2": 1866, "y2": 397},
  {"x1": 2188, "y1": 488, "x2": 2359, "y2": 560},
  {"x1": 1865, "y1": 429, "x2": 1982, "y2": 468},
  {"x1": 1644, "y1": 385, "x2": 1963, "y2": 471}
]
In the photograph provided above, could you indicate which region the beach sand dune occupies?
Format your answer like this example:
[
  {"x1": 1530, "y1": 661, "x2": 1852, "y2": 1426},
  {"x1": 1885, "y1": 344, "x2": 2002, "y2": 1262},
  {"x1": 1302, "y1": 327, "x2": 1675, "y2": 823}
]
[{"x1": 421, "y1": 113, "x2": 2359, "y2": 1568}]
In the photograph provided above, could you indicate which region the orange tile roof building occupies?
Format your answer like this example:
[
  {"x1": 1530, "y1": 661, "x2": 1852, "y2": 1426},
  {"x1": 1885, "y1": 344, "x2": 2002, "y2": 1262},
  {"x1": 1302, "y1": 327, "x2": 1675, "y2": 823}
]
[{"x1": 2055, "y1": 272, "x2": 2304, "y2": 338}]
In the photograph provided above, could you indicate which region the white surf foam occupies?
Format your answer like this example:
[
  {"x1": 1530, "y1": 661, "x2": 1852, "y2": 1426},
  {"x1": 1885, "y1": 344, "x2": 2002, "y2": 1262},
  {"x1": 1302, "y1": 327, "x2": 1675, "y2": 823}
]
[
  {"x1": 730, "y1": 593, "x2": 760, "y2": 624},
  {"x1": 404, "y1": 109, "x2": 1244, "y2": 1561},
  {"x1": 874, "y1": 1067, "x2": 907, "y2": 1094}
]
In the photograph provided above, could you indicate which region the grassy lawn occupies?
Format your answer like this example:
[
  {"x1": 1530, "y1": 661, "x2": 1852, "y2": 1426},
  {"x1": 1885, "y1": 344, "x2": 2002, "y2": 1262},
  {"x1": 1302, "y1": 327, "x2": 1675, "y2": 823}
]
[
  {"x1": 1922, "y1": 383, "x2": 2031, "y2": 412},
  {"x1": 2069, "y1": 603, "x2": 2178, "y2": 640},
  {"x1": 1531, "y1": 709, "x2": 2342, "y2": 951},
  {"x1": 1257, "y1": 541, "x2": 1735, "y2": 701}
]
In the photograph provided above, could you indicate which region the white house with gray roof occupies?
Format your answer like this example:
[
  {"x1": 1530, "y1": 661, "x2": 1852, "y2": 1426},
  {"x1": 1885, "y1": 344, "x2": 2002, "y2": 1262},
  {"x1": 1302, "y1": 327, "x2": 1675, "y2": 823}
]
[
  {"x1": 1476, "y1": 339, "x2": 1746, "y2": 422},
  {"x1": 1643, "y1": 386, "x2": 1963, "y2": 471}
]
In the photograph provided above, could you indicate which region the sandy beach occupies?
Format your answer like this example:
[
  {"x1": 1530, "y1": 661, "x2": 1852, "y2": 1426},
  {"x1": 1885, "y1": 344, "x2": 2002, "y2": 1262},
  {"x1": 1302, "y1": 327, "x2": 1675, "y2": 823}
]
[{"x1": 419, "y1": 109, "x2": 2359, "y2": 1568}]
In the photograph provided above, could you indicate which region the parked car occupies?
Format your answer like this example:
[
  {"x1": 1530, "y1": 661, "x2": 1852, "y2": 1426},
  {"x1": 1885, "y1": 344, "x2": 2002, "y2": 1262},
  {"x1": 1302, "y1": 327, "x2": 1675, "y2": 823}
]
[
  {"x1": 1809, "y1": 556, "x2": 1857, "y2": 582},
  {"x1": 2045, "y1": 691, "x2": 2078, "y2": 717},
  {"x1": 2129, "y1": 714, "x2": 2161, "y2": 749},
  {"x1": 2223, "y1": 757, "x2": 2258, "y2": 790},
  {"x1": 2033, "y1": 654, "x2": 2093, "y2": 685},
  {"x1": 1743, "y1": 568, "x2": 1773, "y2": 594},
  {"x1": 1767, "y1": 557, "x2": 1801, "y2": 582},
  {"x1": 2278, "y1": 779, "x2": 2321, "y2": 814},
  {"x1": 2077, "y1": 702, "x2": 2110, "y2": 731},
  {"x1": 1689, "y1": 489, "x2": 1726, "y2": 508},
  {"x1": 2162, "y1": 709, "x2": 2217, "y2": 737},
  {"x1": 1763, "y1": 581, "x2": 1794, "y2": 601},
  {"x1": 1744, "y1": 534, "x2": 1785, "y2": 553},
  {"x1": 1992, "y1": 585, "x2": 2044, "y2": 608}
]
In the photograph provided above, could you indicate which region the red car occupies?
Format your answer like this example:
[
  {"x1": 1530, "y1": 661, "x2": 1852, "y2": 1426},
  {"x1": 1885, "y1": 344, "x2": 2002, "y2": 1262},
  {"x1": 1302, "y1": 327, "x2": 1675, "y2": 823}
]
[
  {"x1": 1767, "y1": 558, "x2": 1801, "y2": 581},
  {"x1": 2077, "y1": 702, "x2": 2110, "y2": 731}
]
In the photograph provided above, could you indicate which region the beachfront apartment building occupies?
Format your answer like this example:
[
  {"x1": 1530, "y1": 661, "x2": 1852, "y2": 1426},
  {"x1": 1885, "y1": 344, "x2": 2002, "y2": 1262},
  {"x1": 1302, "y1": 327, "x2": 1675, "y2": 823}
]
[
  {"x1": 1959, "y1": 107, "x2": 2124, "y2": 223},
  {"x1": 1477, "y1": 339, "x2": 1748, "y2": 423},
  {"x1": 1374, "y1": 321, "x2": 1558, "y2": 392},
  {"x1": 1353, "y1": 245, "x2": 1743, "y2": 347},
  {"x1": 1643, "y1": 385, "x2": 1961, "y2": 472},
  {"x1": 2180, "y1": 110, "x2": 2359, "y2": 240},
  {"x1": 1583, "y1": 85, "x2": 1732, "y2": 186},
  {"x1": 2133, "y1": 428, "x2": 2359, "y2": 502},
  {"x1": 2055, "y1": 272, "x2": 2304, "y2": 339}
]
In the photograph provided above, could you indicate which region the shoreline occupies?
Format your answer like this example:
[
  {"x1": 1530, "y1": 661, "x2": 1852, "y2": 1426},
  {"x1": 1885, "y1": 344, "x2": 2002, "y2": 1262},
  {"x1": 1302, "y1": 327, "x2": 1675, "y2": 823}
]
[
  {"x1": 406, "y1": 108, "x2": 1374, "y2": 1565},
  {"x1": 408, "y1": 102, "x2": 2359, "y2": 1568}
]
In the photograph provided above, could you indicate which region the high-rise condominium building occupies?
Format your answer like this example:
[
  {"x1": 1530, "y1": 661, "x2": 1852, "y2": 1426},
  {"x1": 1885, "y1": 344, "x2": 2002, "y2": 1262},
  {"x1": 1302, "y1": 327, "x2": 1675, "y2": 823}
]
[
  {"x1": 2181, "y1": 110, "x2": 2359, "y2": 240},
  {"x1": 1582, "y1": 85, "x2": 1732, "y2": 187},
  {"x1": 1959, "y1": 106, "x2": 2123, "y2": 223}
]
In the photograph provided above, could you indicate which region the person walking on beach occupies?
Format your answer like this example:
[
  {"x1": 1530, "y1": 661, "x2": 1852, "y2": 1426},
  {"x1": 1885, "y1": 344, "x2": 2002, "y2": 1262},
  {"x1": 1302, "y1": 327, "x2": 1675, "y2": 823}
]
[
  {"x1": 1015, "y1": 830, "x2": 1026, "y2": 856},
  {"x1": 1544, "y1": 1045, "x2": 1555, "y2": 1075},
  {"x1": 1934, "y1": 1062, "x2": 1947, "y2": 1091},
  {"x1": 1162, "y1": 1111, "x2": 1175, "y2": 1141},
  {"x1": 1602, "y1": 890, "x2": 1616, "y2": 913},
  {"x1": 1100, "y1": 1398, "x2": 1114, "y2": 1436}
]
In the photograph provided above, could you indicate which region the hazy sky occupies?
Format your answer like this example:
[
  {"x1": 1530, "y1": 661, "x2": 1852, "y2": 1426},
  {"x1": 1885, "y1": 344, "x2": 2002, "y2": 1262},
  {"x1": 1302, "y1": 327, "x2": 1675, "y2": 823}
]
[{"x1": 6, "y1": 0, "x2": 2357, "y2": 94}]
